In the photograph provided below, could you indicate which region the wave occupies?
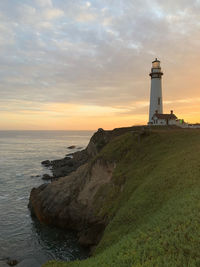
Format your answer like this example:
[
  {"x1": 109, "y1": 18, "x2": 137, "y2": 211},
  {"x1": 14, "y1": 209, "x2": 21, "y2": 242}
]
[
  {"x1": 0, "y1": 195, "x2": 9, "y2": 200},
  {"x1": 16, "y1": 197, "x2": 26, "y2": 201}
]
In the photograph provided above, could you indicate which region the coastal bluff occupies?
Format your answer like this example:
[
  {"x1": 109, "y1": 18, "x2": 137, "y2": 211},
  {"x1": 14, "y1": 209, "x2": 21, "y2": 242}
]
[
  {"x1": 29, "y1": 126, "x2": 140, "y2": 247},
  {"x1": 29, "y1": 127, "x2": 200, "y2": 267}
]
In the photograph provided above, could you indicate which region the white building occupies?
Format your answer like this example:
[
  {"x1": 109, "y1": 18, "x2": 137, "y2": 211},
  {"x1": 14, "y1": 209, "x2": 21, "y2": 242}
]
[
  {"x1": 152, "y1": 110, "x2": 177, "y2": 126},
  {"x1": 148, "y1": 58, "x2": 163, "y2": 124}
]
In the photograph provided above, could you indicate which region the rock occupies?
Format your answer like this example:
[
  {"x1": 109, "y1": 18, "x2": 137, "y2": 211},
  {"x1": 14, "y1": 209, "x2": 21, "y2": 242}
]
[
  {"x1": 28, "y1": 184, "x2": 48, "y2": 216},
  {"x1": 67, "y1": 145, "x2": 76, "y2": 149},
  {"x1": 50, "y1": 152, "x2": 89, "y2": 178},
  {"x1": 31, "y1": 175, "x2": 41, "y2": 178},
  {"x1": 16, "y1": 258, "x2": 40, "y2": 267},
  {"x1": 6, "y1": 259, "x2": 18, "y2": 266},
  {"x1": 41, "y1": 160, "x2": 51, "y2": 167},
  {"x1": 42, "y1": 174, "x2": 52, "y2": 180},
  {"x1": 29, "y1": 159, "x2": 116, "y2": 246}
]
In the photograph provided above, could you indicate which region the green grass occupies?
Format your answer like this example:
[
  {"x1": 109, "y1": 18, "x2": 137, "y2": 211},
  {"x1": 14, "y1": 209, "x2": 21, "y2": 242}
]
[{"x1": 43, "y1": 129, "x2": 200, "y2": 267}]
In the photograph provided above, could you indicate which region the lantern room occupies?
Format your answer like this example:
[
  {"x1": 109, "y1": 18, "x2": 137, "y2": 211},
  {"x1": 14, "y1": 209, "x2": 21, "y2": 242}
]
[{"x1": 152, "y1": 58, "x2": 160, "y2": 69}]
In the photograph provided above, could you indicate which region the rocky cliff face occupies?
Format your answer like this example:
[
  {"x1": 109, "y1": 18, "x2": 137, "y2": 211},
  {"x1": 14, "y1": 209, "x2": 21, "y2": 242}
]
[
  {"x1": 29, "y1": 159, "x2": 115, "y2": 247},
  {"x1": 29, "y1": 127, "x2": 137, "y2": 248}
]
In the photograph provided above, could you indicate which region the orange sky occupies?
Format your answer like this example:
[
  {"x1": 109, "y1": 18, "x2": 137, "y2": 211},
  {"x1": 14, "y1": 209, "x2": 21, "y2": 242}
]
[
  {"x1": 0, "y1": 0, "x2": 199, "y2": 130},
  {"x1": 1, "y1": 96, "x2": 200, "y2": 130}
]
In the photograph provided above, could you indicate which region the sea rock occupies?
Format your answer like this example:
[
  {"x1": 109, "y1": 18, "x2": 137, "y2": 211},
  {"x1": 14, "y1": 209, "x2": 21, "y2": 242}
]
[
  {"x1": 50, "y1": 151, "x2": 89, "y2": 178},
  {"x1": 40, "y1": 128, "x2": 110, "y2": 180},
  {"x1": 67, "y1": 145, "x2": 76, "y2": 149},
  {"x1": 41, "y1": 160, "x2": 51, "y2": 167},
  {"x1": 42, "y1": 174, "x2": 52, "y2": 180},
  {"x1": 7, "y1": 259, "x2": 18, "y2": 266}
]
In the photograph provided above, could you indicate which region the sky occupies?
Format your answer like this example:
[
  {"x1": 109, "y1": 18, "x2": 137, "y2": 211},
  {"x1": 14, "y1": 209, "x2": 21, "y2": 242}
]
[{"x1": 0, "y1": 0, "x2": 200, "y2": 130}]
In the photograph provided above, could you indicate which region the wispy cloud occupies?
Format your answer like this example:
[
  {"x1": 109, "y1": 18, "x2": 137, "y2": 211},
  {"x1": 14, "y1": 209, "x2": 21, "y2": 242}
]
[{"x1": 0, "y1": 0, "x2": 199, "y2": 129}]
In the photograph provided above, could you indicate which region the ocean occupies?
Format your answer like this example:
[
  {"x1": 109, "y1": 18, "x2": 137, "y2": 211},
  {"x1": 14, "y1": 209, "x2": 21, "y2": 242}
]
[{"x1": 0, "y1": 130, "x2": 94, "y2": 265}]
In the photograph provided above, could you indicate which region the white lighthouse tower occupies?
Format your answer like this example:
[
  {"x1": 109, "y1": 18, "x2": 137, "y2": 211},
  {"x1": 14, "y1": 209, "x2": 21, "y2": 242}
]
[{"x1": 148, "y1": 58, "x2": 163, "y2": 124}]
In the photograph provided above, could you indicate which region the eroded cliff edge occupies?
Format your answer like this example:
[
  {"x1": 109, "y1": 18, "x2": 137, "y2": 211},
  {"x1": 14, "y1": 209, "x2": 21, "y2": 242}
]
[{"x1": 29, "y1": 126, "x2": 139, "y2": 248}]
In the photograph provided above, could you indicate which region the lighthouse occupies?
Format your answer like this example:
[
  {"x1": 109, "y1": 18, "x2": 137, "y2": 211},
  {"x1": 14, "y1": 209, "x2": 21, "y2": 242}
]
[{"x1": 148, "y1": 58, "x2": 163, "y2": 124}]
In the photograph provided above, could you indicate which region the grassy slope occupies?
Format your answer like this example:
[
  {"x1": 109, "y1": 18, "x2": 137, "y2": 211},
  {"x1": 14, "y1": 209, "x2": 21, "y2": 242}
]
[{"x1": 44, "y1": 129, "x2": 200, "y2": 267}]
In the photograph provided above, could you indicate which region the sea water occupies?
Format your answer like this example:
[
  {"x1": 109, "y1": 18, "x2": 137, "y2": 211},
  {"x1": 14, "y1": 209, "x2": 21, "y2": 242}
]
[{"x1": 0, "y1": 131, "x2": 94, "y2": 265}]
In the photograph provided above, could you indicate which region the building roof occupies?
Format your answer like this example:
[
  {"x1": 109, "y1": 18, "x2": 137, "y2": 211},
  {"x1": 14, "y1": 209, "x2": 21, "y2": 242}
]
[{"x1": 153, "y1": 113, "x2": 177, "y2": 120}]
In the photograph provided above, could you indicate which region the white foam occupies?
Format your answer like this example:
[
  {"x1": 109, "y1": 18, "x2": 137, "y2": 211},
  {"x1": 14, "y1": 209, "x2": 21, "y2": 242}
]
[{"x1": 16, "y1": 197, "x2": 26, "y2": 201}]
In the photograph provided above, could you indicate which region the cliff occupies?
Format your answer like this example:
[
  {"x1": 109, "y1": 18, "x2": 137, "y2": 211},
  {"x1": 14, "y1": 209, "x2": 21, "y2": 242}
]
[
  {"x1": 41, "y1": 126, "x2": 138, "y2": 179},
  {"x1": 29, "y1": 127, "x2": 200, "y2": 267},
  {"x1": 29, "y1": 126, "x2": 138, "y2": 246}
]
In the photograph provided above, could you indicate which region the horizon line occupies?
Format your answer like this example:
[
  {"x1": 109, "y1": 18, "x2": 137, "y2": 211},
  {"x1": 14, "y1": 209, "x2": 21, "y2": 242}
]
[{"x1": 0, "y1": 129, "x2": 97, "y2": 131}]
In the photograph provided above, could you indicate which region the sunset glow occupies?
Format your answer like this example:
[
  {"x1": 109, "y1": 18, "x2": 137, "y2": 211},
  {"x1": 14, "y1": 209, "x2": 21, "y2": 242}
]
[{"x1": 0, "y1": 0, "x2": 200, "y2": 130}]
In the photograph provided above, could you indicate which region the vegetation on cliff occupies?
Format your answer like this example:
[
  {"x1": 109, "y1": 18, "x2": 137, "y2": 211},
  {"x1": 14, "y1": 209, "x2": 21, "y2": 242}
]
[{"x1": 43, "y1": 128, "x2": 200, "y2": 266}]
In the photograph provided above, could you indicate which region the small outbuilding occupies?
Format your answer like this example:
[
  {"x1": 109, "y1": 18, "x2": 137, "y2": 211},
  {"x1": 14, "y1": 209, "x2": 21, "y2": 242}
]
[{"x1": 151, "y1": 110, "x2": 177, "y2": 126}]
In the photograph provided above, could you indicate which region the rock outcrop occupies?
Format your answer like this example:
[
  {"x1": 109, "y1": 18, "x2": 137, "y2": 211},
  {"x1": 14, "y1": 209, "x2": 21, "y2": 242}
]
[
  {"x1": 29, "y1": 159, "x2": 115, "y2": 246},
  {"x1": 29, "y1": 127, "x2": 138, "y2": 248},
  {"x1": 41, "y1": 126, "x2": 138, "y2": 179}
]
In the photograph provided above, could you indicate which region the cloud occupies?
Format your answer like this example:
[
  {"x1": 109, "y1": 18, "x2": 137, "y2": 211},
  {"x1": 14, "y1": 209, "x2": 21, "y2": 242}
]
[
  {"x1": 75, "y1": 13, "x2": 97, "y2": 22},
  {"x1": 43, "y1": 8, "x2": 64, "y2": 20},
  {"x1": 0, "y1": 0, "x2": 199, "y2": 129},
  {"x1": 35, "y1": 0, "x2": 53, "y2": 7}
]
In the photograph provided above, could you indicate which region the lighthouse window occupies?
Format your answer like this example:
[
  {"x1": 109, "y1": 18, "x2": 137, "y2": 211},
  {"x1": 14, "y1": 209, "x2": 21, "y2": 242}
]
[{"x1": 158, "y1": 97, "x2": 161, "y2": 105}]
